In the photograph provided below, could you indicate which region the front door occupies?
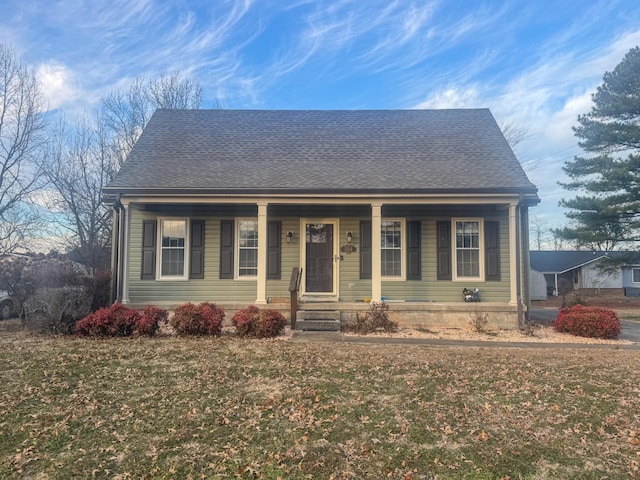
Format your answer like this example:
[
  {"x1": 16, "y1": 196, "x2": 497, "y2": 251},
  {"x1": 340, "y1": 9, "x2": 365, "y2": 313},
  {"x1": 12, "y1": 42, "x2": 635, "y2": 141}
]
[{"x1": 304, "y1": 222, "x2": 336, "y2": 294}]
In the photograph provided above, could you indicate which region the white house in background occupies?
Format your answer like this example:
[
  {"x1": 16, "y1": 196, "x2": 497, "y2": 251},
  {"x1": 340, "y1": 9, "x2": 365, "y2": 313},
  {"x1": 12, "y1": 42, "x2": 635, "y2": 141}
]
[{"x1": 530, "y1": 251, "x2": 640, "y2": 298}]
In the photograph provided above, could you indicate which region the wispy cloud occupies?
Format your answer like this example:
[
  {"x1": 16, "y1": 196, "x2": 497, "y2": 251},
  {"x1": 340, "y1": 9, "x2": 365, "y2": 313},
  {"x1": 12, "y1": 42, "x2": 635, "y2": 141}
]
[{"x1": 2, "y1": 0, "x2": 639, "y2": 224}]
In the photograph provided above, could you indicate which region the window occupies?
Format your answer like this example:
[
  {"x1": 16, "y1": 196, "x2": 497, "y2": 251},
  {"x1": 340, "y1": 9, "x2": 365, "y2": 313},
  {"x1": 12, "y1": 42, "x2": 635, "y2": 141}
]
[
  {"x1": 633, "y1": 268, "x2": 640, "y2": 283},
  {"x1": 454, "y1": 219, "x2": 481, "y2": 279},
  {"x1": 160, "y1": 219, "x2": 188, "y2": 278},
  {"x1": 381, "y1": 219, "x2": 403, "y2": 278},
  {"x1": 237, "y1": 219, "x2": 258, "y2": 277}
]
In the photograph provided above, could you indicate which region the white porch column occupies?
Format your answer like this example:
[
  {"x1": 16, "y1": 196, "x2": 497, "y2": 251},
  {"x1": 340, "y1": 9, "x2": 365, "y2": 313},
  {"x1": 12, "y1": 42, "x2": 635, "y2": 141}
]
[
  {"x1": 371, "y1": 203, "x2": 382, "y2": 301},
  {"x1": 508, "y1": 203, "x2": 518, "y2": 305},
  {"x1": 256, "y1": 202, "x2": 268, "y2": 304},
  {"x1": 121, "y1": 201, "x2": 131, "y2": 304}
]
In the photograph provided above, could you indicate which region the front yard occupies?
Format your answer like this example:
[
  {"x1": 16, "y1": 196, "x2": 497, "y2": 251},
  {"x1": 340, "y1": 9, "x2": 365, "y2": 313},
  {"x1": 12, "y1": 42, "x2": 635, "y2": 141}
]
[{"x1": 1, "y1": 330, "x2": 639, "y2": 479}]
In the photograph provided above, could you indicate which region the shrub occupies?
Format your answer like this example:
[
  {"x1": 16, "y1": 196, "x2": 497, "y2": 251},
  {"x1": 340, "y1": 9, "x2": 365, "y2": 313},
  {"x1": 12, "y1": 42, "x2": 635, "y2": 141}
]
[
  {"x1": 170, "y1": 302, "x2": 224, "y2": 336},
  {"x1": 0, "y1": 254, "x2": 111, "y2": 323},
  {"x1": 469, "y1": 307, "x2": 489, "y2": 333},
  {"x1": 24, "y1": 286, "x2": 92, "y2": 334},
  {"x1": 259, "y1": 309, "x2": 287, "y2": 338},
  {"x1": 552, "y1": 305, "x2": 621, "y2": 339},
  {"x1": 232, "y1": 305, "x2": 287, "y2": 338},
  {"x1": 232, "y1": 305, "x2": 261, "y2": 337},
  {"x1": 75, "y1": 303, "x2": 143, "y2": 337},
  {"x1": 350, "y1": 301, "x2": 398, "y2": 335},
  {"x1": 136, "y1": 305, "x2": 168, "y2": 336}
]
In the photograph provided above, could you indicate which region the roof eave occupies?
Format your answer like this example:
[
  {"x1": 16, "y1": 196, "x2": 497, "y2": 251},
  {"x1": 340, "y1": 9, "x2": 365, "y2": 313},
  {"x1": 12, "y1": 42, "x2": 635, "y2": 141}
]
[{"x1": 103, "y1": 186, "x2": 539, "y2": 197}]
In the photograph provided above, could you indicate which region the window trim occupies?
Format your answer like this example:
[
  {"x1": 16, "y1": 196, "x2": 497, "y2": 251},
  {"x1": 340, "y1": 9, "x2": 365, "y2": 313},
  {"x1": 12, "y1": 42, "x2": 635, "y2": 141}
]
[
  {"x1": 156, "y1": 217, "x2": 189, "y2": 281},
  {"x1": 632, "y1": 267, "x2": 640, "y2": 284},
  {"x1": 452, "y1": 218, "x2": 484, "y2": 282},
  {"x1": 235, "y1": 218, "x2": 259, "y2": 280},
  {"x1": 381, "y1": 218, "x2": 406, "y2": 281}
]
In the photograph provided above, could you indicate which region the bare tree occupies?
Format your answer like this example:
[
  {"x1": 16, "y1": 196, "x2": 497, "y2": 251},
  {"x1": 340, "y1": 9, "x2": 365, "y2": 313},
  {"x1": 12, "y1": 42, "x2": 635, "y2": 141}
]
[
  {"x1": 45, "y1": 73, "x2": 203, "y2": 269},
  {"x1": 44, "y1": 116, "x2": 118, "y2": 270},
  {"x1": 550, "y1": 227, "x2": 576, "y2": 251},
  {"x1": 529, "y1": 215, "x2": 549, "y2": 250},
  {"x1": 499, "y1": 120, "x2": 530, "y2": 150},
  {"x1": 102, "y1": 73, "x2": 202, "y2": 165},
  {"x1": 0, "y1": 42, "x2": 48, "y2": 254}
]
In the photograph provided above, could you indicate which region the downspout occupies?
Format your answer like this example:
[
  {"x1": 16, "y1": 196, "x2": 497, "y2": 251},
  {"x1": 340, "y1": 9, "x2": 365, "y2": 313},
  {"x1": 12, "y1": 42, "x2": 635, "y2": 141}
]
[
  {"x1": 515, "y1": 199, "x2": 524, "y2": 329},
  {"x1": 521, "y1": 203, "x2": 532, "y2": 323},
  {"x1": 110, "y1": 201, "x2": 120, "y2": 304},
  {"x1": 110, "y1": 196, "x2": 125, "y2": 304}
]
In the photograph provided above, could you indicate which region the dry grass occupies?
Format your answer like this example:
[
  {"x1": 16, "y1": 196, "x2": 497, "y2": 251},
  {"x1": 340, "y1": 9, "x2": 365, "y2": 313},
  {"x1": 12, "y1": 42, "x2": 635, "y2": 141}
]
[{"x1": 0, "y1": 328, "x2": 639, "y2": 479}]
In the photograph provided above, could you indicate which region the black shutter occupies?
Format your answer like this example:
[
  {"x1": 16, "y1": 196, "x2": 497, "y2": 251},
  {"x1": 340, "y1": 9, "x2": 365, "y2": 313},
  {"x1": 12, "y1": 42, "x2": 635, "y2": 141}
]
[
  {"x1": 485, "y1": 221, "x2": 500, "y2": 281},
  {"x1": 436, "y1": 221, "x2": 451, "y2": 280},
  {"x1": 190, "y1": 220, "x2": 205, "y2": 279},
  {"x1": 406, "y1": 220, "x2": 421, "y2": 280},
  {"x1": 219, "y1": 220, "x2": 234, "y2": 279},
  {"x1": 141, "y1": 220, "x2": 157, "y2": 280},
  {"x1": 267, "y1": 221, "x2": 281, "y2": 280},
  {"x1": 360, "y1": 221, "x2": 372, "y2": 279}
]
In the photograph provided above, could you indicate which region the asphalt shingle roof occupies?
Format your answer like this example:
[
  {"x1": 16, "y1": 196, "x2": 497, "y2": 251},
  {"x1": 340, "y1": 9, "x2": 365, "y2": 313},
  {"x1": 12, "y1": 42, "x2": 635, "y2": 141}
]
[
  {"x1": 105, "y1": 109, "x2": 538, "y2": 195},
  {"x1": 530, "y1": 251, "x2": 608, "y2": 273}
]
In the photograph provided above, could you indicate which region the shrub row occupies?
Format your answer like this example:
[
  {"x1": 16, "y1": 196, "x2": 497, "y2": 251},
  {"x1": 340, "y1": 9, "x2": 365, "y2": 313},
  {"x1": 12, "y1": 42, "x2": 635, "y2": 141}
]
[
  {"x1": 75, "y1": 304, "x2": 167, "y2": 337},
  {"x1": 75, "y1": 302, "x2": 287, "y2": 338},
  {"x1": 553, "y1": 304, "x2": 621, "y2": 339}
]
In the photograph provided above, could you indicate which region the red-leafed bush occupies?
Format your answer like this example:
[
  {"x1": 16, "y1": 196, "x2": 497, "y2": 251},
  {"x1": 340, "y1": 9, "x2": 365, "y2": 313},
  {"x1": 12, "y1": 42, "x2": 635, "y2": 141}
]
[
  {"x1": 232, "y1": 305, "x2": 261, "y2": 337},
  {"x1": 170, "y1": 302, "x2": 225, "y2": 336},
  {"x1": 552, "y1": 305, "x2": 621, "y2": 339},
  {"x1": 136, "y1": 305, "x2": 168, "y2": 336},
  {"x1": 232, "y1": 305, "x2": 286, "y2": 338},
  {"x1": 75, "y1": 303, "x2": 141, "y2": 337},
  {"x1": 259, "y1": 309, "x2": 287, "y2": 337}
]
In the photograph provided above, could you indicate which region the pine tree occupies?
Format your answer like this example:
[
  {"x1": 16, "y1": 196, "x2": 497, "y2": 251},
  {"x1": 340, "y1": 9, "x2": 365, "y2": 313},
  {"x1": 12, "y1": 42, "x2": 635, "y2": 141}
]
[{"x1": 559, "y1": 46, "x2": 640, "y2": 251}]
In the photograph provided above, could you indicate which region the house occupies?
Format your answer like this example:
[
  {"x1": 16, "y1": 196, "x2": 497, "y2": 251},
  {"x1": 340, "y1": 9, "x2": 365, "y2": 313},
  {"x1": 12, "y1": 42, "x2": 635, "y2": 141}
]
[
  {"x1": 103, "y1": 109, "x2": 539, "y2": 329},
  {"x1": 530, "y1": 250, "x2": 640, "y2": 298}
]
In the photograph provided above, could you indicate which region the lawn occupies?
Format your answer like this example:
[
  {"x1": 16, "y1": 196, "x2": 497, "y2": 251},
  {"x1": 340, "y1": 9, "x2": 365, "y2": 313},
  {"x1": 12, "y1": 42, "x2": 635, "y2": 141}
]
[{"x1": 1, "y1": 330, "x2": 639, "y2": 479}]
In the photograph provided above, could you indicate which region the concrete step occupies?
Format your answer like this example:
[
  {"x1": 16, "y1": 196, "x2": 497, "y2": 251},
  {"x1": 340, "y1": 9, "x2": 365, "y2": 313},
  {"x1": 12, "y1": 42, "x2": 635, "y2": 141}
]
[{"x1": 295, "y1": 310, "x2": 341, "y2": 331}]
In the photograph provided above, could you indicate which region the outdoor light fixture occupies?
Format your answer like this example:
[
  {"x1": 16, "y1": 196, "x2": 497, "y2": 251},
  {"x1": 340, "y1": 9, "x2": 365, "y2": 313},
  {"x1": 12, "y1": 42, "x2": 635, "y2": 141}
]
[
  {"x1": 286, "y1": 231, "x2": 293, "y2": 243},
  {"x1": 346, "y1": 231, "x2": 353, "y2": 243}
]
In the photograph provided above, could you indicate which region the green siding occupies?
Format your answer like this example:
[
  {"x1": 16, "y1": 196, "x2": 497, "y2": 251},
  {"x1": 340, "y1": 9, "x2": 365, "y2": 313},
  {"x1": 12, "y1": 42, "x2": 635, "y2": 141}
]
[
  {"x1": 126, "y1": 208, "x2": 512, "y2": 305},
  {"x1": 338, "y1": 217, "x2": 371, "y2": 301},
  {"x1": 267, "y1": 218, "x2": 300, "y2": 300}
]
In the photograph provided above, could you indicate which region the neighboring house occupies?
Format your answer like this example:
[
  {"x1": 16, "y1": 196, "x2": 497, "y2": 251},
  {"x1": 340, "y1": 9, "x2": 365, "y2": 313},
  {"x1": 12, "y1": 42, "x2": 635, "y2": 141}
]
[
  {"x1": 103, "y1": 109, "x2": 539, "y2": 329},
  {"x1": 530, "y1": 250, "x2": 640, "y2": 298}
]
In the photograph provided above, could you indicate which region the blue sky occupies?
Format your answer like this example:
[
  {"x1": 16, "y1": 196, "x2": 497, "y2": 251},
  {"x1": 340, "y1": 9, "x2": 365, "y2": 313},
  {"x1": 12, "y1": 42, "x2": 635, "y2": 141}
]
[{"x1": 2, "y1": 0, "x2": 640, "y2": 231}]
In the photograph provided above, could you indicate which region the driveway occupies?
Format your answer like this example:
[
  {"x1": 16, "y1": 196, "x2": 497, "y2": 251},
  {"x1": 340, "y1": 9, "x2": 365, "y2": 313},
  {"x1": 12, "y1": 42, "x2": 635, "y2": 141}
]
[{"x1": 530, "y1": 307, "x2": 640, "y2": 342}]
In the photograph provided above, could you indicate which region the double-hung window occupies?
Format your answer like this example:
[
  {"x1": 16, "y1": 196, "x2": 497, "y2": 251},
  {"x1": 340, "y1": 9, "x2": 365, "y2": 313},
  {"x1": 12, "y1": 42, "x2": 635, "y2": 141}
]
[
  {"x1": 237, "y1": 219, "x2": 258, "y2": 278},
  {"x1": 633, "y1": 267, "x2": 640, "y2": 283},
  {"x1": 381, "y1": 219, "x2": 404, "y2": 278},
  {"x1": 159, "y1": 219, "x2": 188, "y2": 279},
  {"x1": 454, "y1": 219, "x2": 482, "y2": 279}
]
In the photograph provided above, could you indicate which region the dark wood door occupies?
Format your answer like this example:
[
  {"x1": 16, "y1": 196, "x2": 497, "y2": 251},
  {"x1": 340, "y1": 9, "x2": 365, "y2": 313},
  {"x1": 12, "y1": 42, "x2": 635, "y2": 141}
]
[{"x1": 305, "y1": 223, "x2": 334, "y2": 292}]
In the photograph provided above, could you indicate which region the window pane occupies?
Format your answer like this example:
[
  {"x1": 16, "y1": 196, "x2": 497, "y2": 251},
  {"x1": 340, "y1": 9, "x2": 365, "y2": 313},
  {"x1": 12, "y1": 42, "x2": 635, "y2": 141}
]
[
  {"x1": 161, "y1": 220, "x2": 186, "y2": 277},
  {"x1": 455, "y1": 220, "x2": 480, "y2": 278},
  {"x1": 162, "y1": 220, "x2": 186, "y2": 248},
  {"x1": 381, "y1": 220, "x2": 402, "y2": 277},
  {"x1": 634, "y1": 268, "x2": 640, "y2": 283},
  {"x1": 161, "y1": 248, "x2": 184, "y2": 276},
  {"x1": 239, "y1": 249, "x2": 258, "y2": 276},
  {"x1": 238, "y1": 219, "x2": 258, "y2": 277},
  {"x1": 457, "y1": 250, "x2": 479, "y2": 277},
  {"x1": 382, "y1": 249, "x2": 401, "y2": 276}
]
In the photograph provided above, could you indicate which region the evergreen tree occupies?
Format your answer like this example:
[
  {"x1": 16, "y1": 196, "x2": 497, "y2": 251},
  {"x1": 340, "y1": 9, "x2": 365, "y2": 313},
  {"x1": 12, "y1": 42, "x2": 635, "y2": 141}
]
[{"x1": 559, "y1": 46, "x2": 640, "y2": 252}]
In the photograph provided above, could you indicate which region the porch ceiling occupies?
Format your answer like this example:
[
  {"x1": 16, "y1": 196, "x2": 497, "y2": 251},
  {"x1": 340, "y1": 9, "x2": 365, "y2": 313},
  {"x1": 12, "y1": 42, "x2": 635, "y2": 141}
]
[{"x1": 136, "y1": 203, "x2": 509, "y2": 217}]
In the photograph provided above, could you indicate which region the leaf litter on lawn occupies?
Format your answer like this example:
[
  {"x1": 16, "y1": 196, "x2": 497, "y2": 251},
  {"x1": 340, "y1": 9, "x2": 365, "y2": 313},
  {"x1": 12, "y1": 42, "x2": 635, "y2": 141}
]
[{"x1": 0, "y1": 331, "x2": 639, "y2": 479}]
